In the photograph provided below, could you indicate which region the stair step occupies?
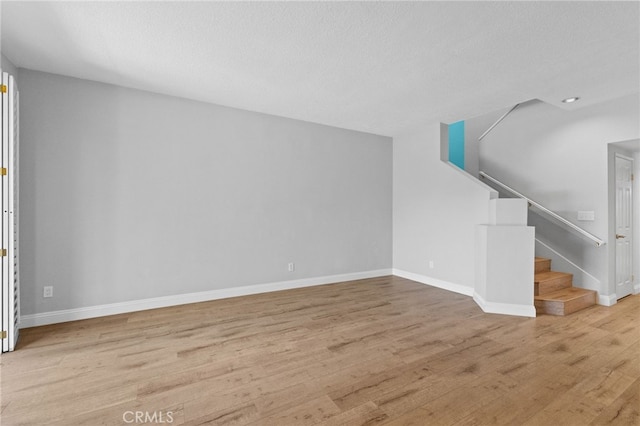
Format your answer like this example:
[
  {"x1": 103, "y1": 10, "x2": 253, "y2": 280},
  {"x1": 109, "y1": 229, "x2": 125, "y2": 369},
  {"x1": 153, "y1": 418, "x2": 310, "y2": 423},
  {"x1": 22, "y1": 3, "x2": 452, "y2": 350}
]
[
  {"x1": 534, "y1": 287, "x2": 597, "y2": 316},
  {"x1": 535, "y1": 257, "x2": 551, "y2": 273},
  {"x1": 534, "y1": 271, "x2": 573, "y2": 296}
]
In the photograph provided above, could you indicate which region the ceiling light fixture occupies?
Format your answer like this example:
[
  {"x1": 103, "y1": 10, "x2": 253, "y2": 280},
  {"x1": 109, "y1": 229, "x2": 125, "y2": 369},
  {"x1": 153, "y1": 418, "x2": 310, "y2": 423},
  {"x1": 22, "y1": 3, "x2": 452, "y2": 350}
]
[{"x1": 562, "y1": 97, "x2": 580, "y2": 103}]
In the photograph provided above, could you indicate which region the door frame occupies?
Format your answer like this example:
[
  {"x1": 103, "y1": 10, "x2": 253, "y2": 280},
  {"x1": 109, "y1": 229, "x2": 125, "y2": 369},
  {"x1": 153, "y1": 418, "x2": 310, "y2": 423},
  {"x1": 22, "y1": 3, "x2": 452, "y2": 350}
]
[
  {"x1": 614, "y1": 153, "x2": 634, "y2": 299},
  {"x1": 608, "y1": 140, "x2": 639, "y2": 303},
  {"x1": 1, "y1": 70, "x2": 20, "y2": 352},
  {"x1": 0, "y1": 70, "x2": 20, "y2": 352}
]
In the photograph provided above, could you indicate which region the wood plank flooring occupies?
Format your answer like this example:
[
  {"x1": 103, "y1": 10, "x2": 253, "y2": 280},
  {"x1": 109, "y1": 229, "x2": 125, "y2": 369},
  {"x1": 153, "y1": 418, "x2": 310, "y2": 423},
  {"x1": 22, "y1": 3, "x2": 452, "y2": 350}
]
[{"x1": 1, "y1": 275, "x2": 638, "y2": 425}]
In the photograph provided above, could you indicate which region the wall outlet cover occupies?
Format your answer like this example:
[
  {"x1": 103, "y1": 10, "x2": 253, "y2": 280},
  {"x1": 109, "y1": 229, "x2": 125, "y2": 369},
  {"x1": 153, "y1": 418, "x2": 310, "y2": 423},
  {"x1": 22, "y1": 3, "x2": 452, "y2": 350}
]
[{"x1": 577, "y1": 211, "x2": 595, "y2": 221}]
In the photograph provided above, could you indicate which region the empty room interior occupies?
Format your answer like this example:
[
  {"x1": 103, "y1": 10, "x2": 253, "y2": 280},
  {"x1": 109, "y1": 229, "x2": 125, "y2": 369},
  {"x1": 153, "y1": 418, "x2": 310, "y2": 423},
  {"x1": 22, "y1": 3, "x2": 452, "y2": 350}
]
[{"x1": 1, "y1": 2, "x2": 639, "y2": 425}]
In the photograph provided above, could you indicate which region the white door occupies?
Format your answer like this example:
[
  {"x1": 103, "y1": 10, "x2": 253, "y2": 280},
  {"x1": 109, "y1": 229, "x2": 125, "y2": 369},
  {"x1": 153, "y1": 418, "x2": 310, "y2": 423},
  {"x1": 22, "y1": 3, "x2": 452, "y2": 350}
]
[
  {"x1": 1, "y1": 70, "x2": 20, "y2": 352},
  {"x1": 615, "y1": 154, "x2": 634, "y2": 300}
]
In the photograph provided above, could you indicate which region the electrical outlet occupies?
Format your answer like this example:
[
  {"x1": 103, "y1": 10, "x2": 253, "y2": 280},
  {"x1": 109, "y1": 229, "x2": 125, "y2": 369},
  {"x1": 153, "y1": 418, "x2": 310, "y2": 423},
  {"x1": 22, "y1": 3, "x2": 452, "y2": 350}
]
[
  {"x1": 429, "y1": 260, "x2": 434, "y2": 269},
  {"x1": 288, "y1": 262, "x2": 295, "y2": 272},
  {"x1": 43, "y1": 286, "x2": 53, "y2": 298}
]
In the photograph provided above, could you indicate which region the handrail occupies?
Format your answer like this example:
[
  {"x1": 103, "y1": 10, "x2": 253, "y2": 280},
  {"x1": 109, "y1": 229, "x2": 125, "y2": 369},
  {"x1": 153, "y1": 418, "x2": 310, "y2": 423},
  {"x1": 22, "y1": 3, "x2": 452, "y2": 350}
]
[
  {"x1": 479, "y1": 171, "x2": 606, "y2": 247},
  {"x1": 478, "y1": 103, "x2": 520, "y2": 141}
]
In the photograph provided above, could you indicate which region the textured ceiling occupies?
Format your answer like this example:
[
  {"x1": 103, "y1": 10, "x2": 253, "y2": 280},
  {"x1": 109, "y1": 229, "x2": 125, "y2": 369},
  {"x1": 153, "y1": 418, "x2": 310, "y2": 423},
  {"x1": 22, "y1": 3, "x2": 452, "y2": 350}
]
[{"x1": 1, "y1": 1, "x2": 639, "y2": 137}]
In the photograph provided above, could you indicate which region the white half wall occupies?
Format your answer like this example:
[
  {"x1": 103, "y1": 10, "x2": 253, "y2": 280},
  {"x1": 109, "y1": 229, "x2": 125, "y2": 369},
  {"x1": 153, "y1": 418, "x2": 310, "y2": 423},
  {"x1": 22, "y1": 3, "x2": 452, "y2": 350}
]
[
  {"x1": 19, "y1": 69, "x2": 392, "y2": 317},
  {"x1": 393, "y1": 123, "x2": 496, "y2": 292},
  {"x1": 475, "y1": 224, "x2": 535, "y2": 317}
]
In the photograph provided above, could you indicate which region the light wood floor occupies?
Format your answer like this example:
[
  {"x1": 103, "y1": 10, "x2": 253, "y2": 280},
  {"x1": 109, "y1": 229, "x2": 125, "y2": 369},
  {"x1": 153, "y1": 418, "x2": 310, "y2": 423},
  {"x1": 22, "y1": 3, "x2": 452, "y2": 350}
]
[{"x1": 1, "y1": 276, "x2": 638, "y2": 425}]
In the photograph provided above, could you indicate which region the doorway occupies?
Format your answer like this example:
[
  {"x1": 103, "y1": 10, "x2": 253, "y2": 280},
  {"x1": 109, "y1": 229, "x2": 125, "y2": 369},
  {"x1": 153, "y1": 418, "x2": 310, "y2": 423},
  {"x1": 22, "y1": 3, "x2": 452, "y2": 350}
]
[
  {"x1": 608, "y1": 140, "x2": 639, "y2": 302},
  {"x1": 614, "y1": 153, "x2": 634, "y2": 299}
]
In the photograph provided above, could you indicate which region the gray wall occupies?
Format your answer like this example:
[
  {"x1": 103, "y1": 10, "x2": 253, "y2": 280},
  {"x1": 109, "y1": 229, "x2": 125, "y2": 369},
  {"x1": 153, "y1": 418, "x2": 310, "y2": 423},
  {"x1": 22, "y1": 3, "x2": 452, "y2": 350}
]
[
  {"x1": 1, "y1": 53, "x2": 19, "y2": 82},
  {"x1": 19, "y1": 69, "x2": 392, "y2": 316},
  {"x1": 478, "y1": 95, "x2": 640, "y2": 298},
  {"x1": 393, "y1": 122, "x2": 495, "y2": 291}
]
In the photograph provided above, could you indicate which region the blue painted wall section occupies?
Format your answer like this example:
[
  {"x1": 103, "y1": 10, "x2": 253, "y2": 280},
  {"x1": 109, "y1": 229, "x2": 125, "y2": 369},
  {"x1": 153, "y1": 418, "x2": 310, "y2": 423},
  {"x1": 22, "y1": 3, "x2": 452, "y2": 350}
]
[{"x1": 449, "y1": 120, "x2": 465, "y2": 169}]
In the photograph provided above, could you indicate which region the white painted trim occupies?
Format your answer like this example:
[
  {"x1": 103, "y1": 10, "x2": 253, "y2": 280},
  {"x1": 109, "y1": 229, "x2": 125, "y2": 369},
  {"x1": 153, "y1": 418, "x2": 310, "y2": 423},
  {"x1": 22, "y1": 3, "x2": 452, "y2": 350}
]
[
  {"x1": 634, "y1": 283, "x2": 640, "y2": 294},
  {"x1": 391, "y1": 269, "x2": 474, "y2": 296},
  {"x1": 598, "y1": 293, "x2": 617, "y2": 306},
  {"x1": 20, "y1": 269, "x2": 393, "y2": 327},
  {"x1": 615, "y1": 152, "x2": 635, "y2": 162},
  {"x1": 472, "y1": 292, "x2": 536, "y2": 318},
  {"x1": 388, "y1": 270, "x2": 537, "y2": 318}
]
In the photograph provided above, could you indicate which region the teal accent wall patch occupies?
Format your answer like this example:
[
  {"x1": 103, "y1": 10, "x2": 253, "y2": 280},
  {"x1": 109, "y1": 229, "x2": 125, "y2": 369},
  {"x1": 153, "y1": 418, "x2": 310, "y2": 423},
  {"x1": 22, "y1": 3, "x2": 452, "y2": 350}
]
[{"x1": 449, "y1": 120, "x2": 465, "y2": 170}]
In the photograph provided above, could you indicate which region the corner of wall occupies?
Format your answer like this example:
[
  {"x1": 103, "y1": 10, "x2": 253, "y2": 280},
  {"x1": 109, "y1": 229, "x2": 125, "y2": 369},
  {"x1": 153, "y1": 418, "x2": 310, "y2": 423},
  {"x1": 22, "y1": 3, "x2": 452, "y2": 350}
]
[
  {"x1": 473, "y1": 292, "x2": 536, "y2": 318},
  {"x1": 439, "y1": 122, "x2": 449, "y2": 162},
  {"x1": 392, "y1": 269, "x2": 474, "y2": 297},
  {"x1": 1, "y1": 54, "x2": 19, "y2": 82},
  {"x1": 598, "y1": 293, "x2": 617, "y2": 307}
]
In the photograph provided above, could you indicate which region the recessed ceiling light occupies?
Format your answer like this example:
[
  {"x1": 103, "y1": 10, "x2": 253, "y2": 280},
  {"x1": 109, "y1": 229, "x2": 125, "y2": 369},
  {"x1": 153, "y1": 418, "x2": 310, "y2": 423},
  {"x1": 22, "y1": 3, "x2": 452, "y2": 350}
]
[{"x1": 562, "y1": 97, "x2": 580, "y2": 103}]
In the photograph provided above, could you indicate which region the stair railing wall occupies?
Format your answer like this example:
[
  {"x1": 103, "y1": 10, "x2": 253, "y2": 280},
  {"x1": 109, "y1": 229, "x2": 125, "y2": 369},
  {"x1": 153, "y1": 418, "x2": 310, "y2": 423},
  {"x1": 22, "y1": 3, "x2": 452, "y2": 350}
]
[{"x1": 479, "y1": 171, "x2": 606, "y2": 247}]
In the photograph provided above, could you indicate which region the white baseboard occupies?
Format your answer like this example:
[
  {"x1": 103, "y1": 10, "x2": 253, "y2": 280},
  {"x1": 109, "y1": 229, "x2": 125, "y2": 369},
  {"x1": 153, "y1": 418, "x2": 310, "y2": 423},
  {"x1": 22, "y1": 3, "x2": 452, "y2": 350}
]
[
  {"x1": 598, "y1": 293, "x2": 617, "y2": 306},
  {"x1": 634, "y1": 283, "x2": 640, "y2": 294},
  {"x1": 20, "y1": 269, "x2": 393, "y2": 328},
  {"x1": 473, "y1": 292, "x2": 536, "y2": 318},
  {"x1": 391, "y1": 269, "x2": 474, "y2": 296},
  {"x1": 391, "y1": 269, "x2": 534, "y2": 317}
]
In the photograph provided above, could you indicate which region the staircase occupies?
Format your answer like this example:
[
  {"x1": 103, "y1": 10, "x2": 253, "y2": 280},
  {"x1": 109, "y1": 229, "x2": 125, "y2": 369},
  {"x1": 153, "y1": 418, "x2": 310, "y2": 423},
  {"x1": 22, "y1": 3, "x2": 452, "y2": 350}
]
[{"x1": 534, "y1": 257, "x2": 597, "y2": 316}]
